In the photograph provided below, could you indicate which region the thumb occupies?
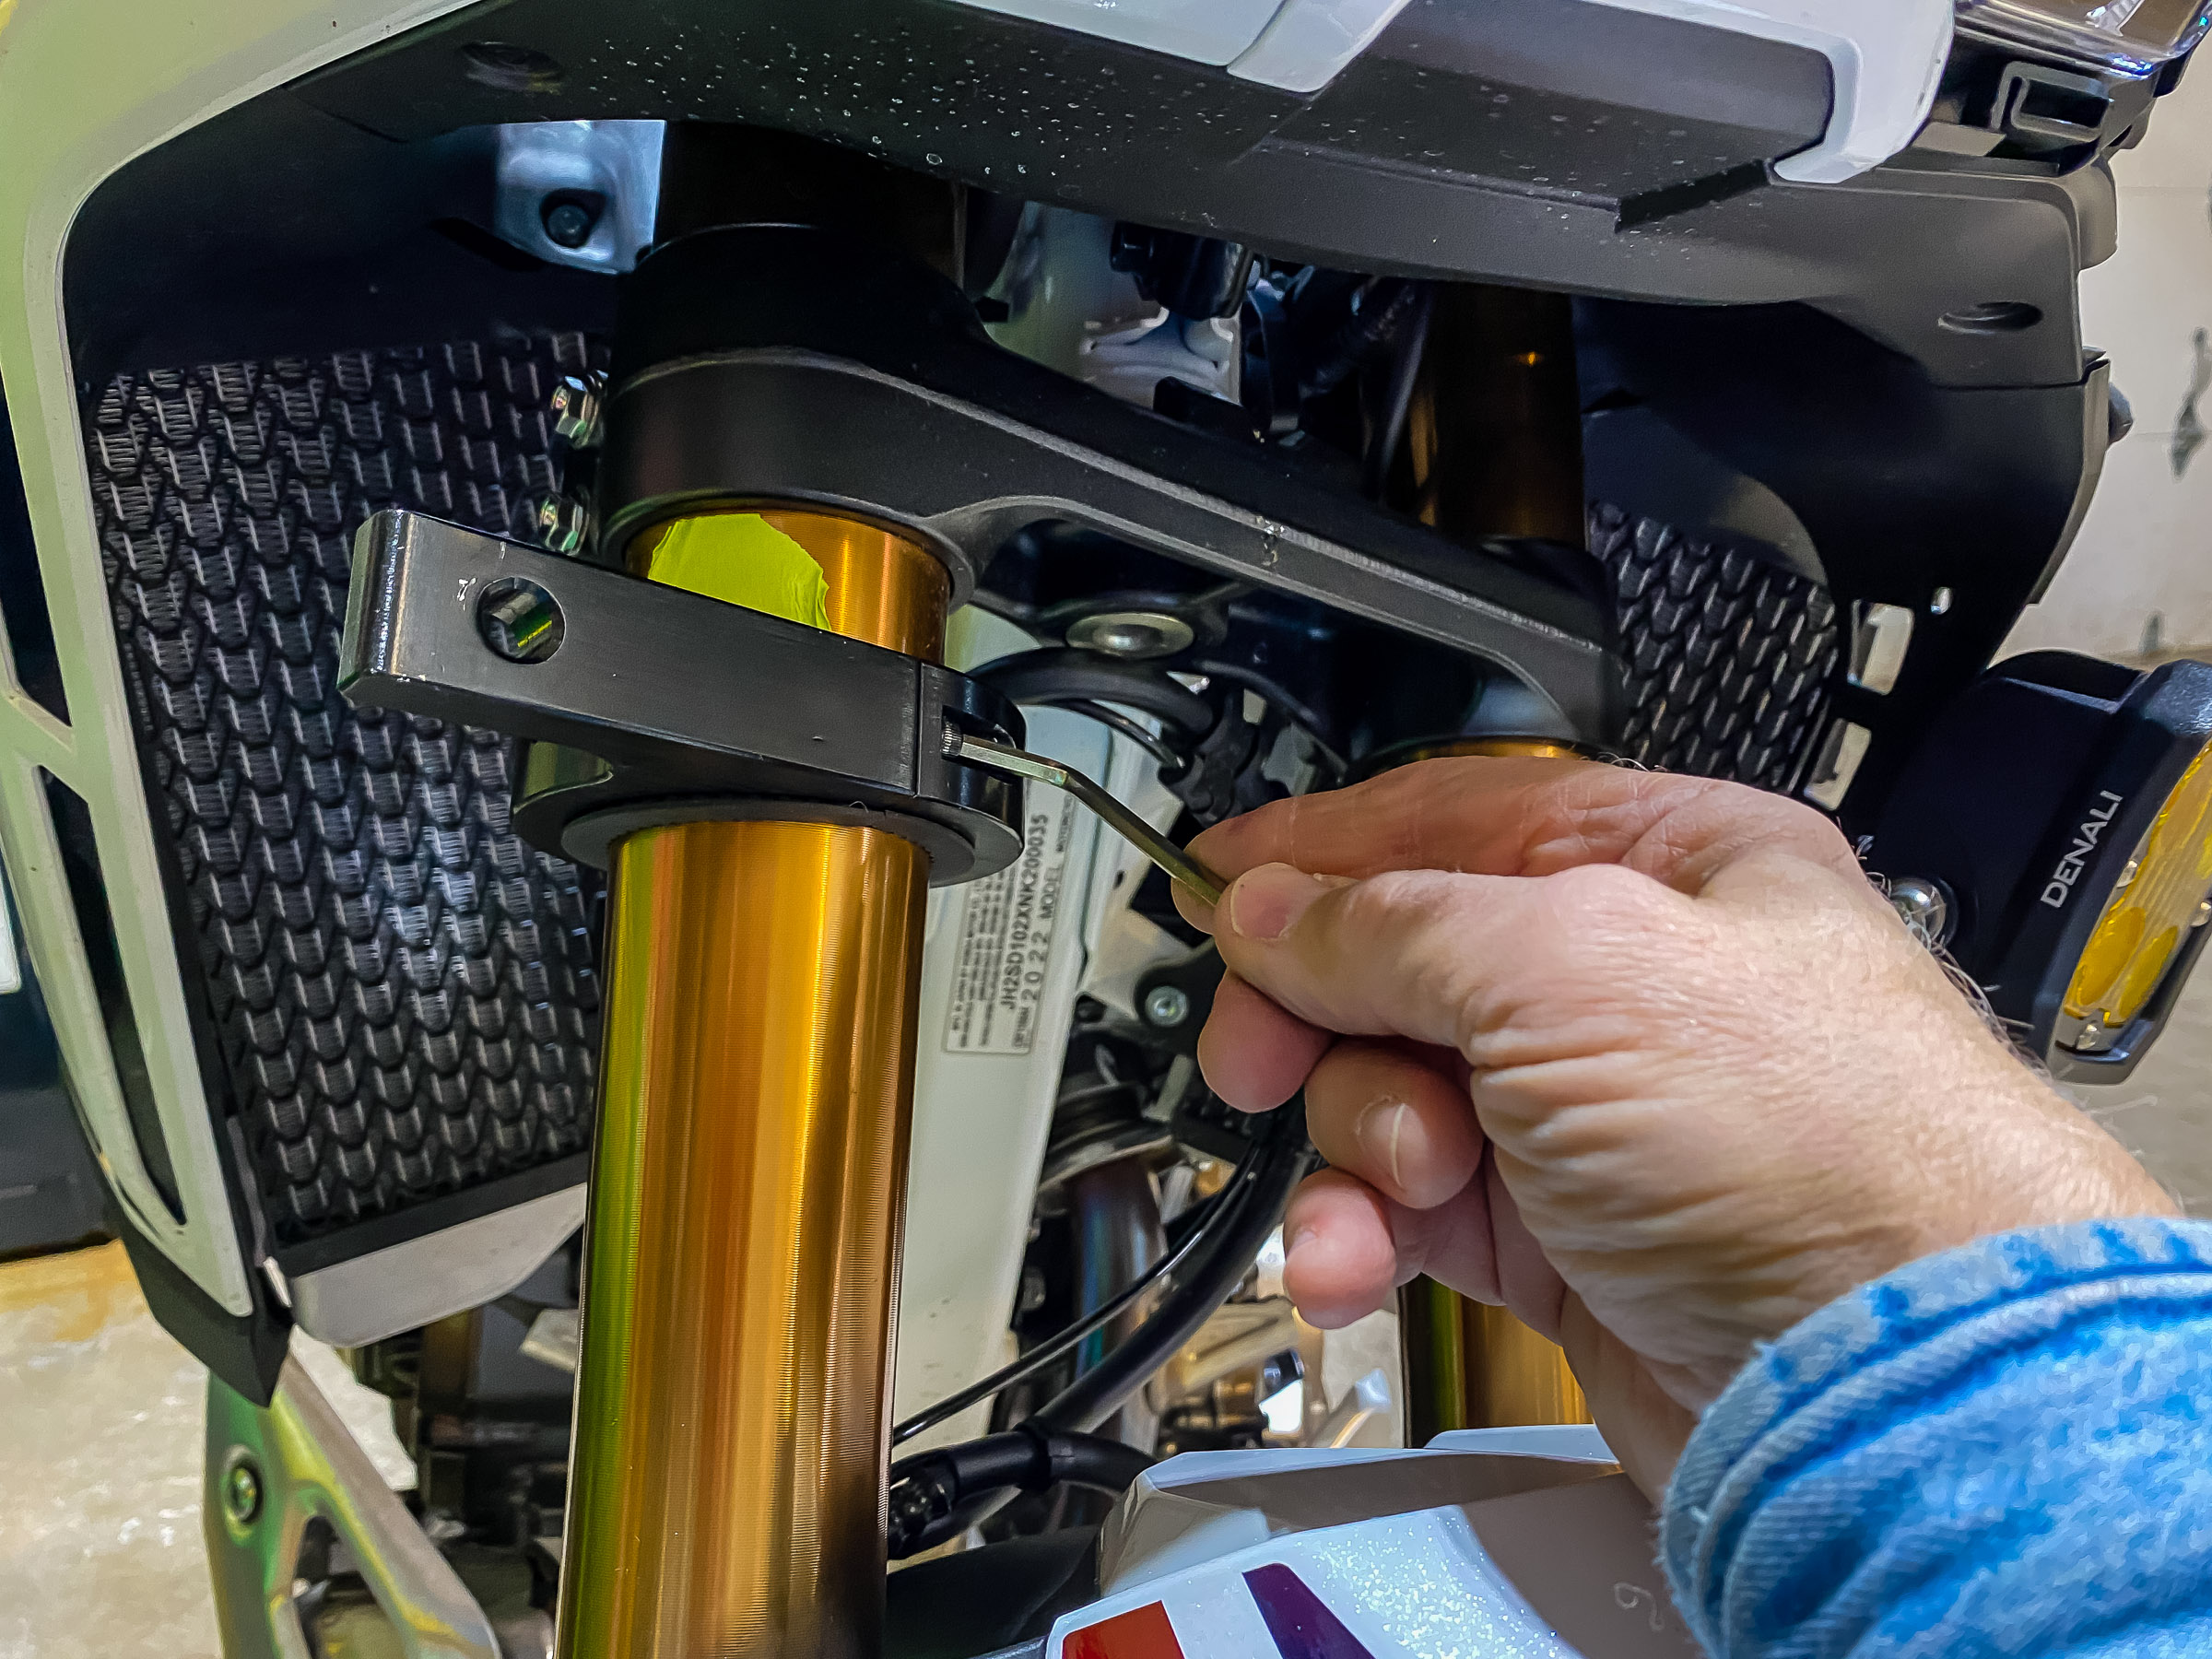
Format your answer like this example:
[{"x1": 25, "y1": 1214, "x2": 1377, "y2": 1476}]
[{"x1": 1213, "y1": 861, "x2": 1603, "y2": 1054}]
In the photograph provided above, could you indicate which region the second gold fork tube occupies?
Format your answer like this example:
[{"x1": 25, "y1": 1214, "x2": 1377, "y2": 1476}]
[{"x1": 556, "y1": 512, "x2": 948, "y2": 1658}]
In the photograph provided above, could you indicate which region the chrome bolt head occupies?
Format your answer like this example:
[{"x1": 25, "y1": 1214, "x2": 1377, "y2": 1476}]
[
  {"x1": 547, "y1": 371, "x2": 605, "y2": 450},
  {"x1": 1888, "y1": 875, "x2": 1956, "y2": 950},
  {"x1": 1144, "y1": 984, "x2": 1193, "y2": 1028},
  {"x1": 541, "y1": 196, "x2": 599, "y2": 251},
  {"x1": 534, "y1": 494, "x2": 593, "y2": 556}
]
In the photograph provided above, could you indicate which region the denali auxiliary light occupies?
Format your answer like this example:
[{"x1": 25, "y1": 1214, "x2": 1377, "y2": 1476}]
[{"x1": 1870, "y1": 653, "x2": 2212, "y2": 1083}]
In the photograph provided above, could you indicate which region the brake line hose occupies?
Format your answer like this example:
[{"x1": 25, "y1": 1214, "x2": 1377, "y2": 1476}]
[{"x1": 978, "y1": 648, "x2": 1218, "y2": 740}]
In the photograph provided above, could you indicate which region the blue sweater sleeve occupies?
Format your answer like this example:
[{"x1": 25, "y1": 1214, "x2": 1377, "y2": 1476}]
[{"x1": 1661, "y1": 1218, "x2": 2212, "y2": 1659}]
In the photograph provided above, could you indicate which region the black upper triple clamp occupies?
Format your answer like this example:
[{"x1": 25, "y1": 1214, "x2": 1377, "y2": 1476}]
[{"x1": 337, "y1": 508, "x2": 1026, "y2": 886}]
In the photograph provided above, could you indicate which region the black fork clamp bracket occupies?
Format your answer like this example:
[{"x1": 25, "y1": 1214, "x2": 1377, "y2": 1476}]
[{"x1": 337, "y1": 509, "x2": 1026, "y2": 884}]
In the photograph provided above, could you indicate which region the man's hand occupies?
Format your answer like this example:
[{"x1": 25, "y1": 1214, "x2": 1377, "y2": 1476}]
[{"x1": 1176, "y1": 757, "x2": 2174, "y2": 1490}]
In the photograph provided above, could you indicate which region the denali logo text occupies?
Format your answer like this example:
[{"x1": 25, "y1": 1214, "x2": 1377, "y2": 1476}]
[{"x1": 2042, "y1": 791, "x2": 2125, "y2": 909}]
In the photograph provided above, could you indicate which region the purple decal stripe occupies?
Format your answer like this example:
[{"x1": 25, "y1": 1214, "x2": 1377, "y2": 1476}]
[{"x1": 1243, "y1": 1563, "x2": 1376, "y2": 1659}]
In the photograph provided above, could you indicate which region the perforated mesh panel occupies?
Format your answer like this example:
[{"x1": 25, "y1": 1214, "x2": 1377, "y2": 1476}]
[
  {"x1": 1591, "y1": 502, "x2": 1841, "y2": 793},
  {"x1": 85, "y1": 339, "x2": 604, "y2": 1248}
]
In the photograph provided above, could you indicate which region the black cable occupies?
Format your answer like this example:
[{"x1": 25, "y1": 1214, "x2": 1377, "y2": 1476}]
[
  {"x1": 984, "y1": 646, "x2": 1350, "y2": 785},
  {"x1": 1053, "y1": 1077, "x2": 1147, "y2": 1114},
  {"x1": 1300, "y1": 278, "x2": 1420, "y2": 401},
  {"x1": 884, "y1": 1108, "x2": 1310, "y2": 1557},
  {"x1": 887, "y1": 1426, "x2": 1155, "y2": 1559},
  {"x1": 1187, "y1": 661, "x2": 1350, "y2": 780},
  {"x1": 888, "y1": 1177, "x2": 1237, "y2": 1447},
  {"x1": 1365, "y1": 284, "x2": 1433, "y2": 502},
  {"x1": 979, "y1": 649, "x2": 1217, "y2": 739},
  {"x1": 1031, "y1": 1102, "x2": 1311, "y2": 1435},
  {"x1": 1054, "y1": 699, "x2": 1184, "y2": 769}
]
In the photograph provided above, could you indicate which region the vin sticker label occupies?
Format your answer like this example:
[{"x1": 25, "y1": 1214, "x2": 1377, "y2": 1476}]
[{"x1": 943, "y1": 795, "x2": 1077, "y2": 1055}]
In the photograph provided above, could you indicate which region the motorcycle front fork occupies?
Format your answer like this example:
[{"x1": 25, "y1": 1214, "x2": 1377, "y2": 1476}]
[{"x1": 556, "y1": 514, "x2": 947, "y2": 1658}]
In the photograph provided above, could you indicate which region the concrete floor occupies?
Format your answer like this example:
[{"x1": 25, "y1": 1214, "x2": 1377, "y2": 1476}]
[{"x1": 0, "y1": 1242, "x2": 411, "y2": 1659}]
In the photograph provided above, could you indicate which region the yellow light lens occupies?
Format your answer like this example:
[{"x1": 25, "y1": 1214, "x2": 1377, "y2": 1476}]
[{"x1": 2062, "y1": 740, "x2": 2212, "y2": 1046}]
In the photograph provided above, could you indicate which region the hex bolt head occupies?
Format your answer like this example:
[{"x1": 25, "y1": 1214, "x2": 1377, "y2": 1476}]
[
  {"x1": 477, "y1": 576, "x2": 567, "y2": 664},
  {"x1": 1144, "y1": 984, "x2": 1193, "y2": 1028},
  {"x1": 224, "y1": 1460, "x2": 264, "y2": 1525},
  {"x1": 541, "y1": 196, "x2": 598, "y2": 250},
  {"x1": 534, "y1": 494, "x2": 593, "y2": 556},
  {"x1": 547, "y1": 372, "x2": 605, "y2": 450}
]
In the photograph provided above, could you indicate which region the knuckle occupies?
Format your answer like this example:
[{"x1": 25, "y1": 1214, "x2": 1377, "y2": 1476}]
[
  {"x1": 1708, "y1": 786, "x2": 1859, "y2": 876},
  {"x1": 1334, "y1": 868, "x2": 1458, "y2": 934},
  {"x1": 1347, "y1": 872, "x2": 1504, "y2": 964},
  {"x1": 1765, "y1": 794, "x2": 1856, "y2": 856},
  {"x1": 1543, "y1": 861, "x2": 1664, "y2": 928}
]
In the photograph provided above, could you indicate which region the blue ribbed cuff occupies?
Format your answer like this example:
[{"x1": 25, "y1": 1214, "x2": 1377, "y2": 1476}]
[{"x1": 1662, "y1": 1218, "x2": 2212, "y2": 1659}]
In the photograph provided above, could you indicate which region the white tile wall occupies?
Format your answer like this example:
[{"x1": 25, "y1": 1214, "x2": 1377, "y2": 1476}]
[{"x1": 2007, "y1": 69, "x2": 2212, "y2": 659}]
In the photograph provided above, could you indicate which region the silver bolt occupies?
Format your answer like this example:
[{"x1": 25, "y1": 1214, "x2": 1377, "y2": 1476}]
[
  {"x1": 1144, "y1": 984, "x2": 1193, "y2": 1028},
  {"x1": 477, "y1": 577, "x2": 566, "y2": 664},
  {"x1": 534, "y1": 494, "x2": 593, "y2": 556},
  {"x1": 224, "y1": 1459, "x2": 263, "y2": 1525},
  {"x1": 1888, "y1": 875, "x2": 1955, "y2": 949},
  {"x1": 1018, "y1": 1264, "x2": 1048, "y2": 1315},
  {"x1": 547, "y1": 371, "x2": 606, "y2": 450},
  {"x1": 2067, "y1": 1015, "x2": 2120, "y2": 1054}
]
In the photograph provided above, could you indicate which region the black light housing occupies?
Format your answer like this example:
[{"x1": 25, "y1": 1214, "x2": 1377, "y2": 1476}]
[{"x1": 1869, "y1": 652, "x2": 2212, "y2": 1084}]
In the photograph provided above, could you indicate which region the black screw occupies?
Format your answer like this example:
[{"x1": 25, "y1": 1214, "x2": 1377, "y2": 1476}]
[{"x1": 542, "y1": 197, "x2": 598, "y2": 250}]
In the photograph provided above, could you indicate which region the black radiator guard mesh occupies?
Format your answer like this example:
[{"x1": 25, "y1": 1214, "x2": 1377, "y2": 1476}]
[
  {"x1": 85, "y1": 338, "x2": 605, "y2": 1251},
  {"x1": 1592, "y1": 502, "x2": 1841, "y2": 793}
]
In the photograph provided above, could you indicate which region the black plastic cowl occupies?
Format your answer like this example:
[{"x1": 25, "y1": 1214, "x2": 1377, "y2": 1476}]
[{"x1": 611, "y1": 224, "x2": 986, "y2": 393}]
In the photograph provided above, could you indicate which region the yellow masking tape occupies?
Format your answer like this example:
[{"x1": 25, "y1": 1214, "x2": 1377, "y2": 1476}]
[{"x1": 645, "y1": 512, "x2": 830, "y2": 629}]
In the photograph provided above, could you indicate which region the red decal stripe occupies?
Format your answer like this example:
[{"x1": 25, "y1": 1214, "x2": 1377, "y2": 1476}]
[{"x1": 1065, "y1": 1601, "x2": 1186, "y2": 1659}]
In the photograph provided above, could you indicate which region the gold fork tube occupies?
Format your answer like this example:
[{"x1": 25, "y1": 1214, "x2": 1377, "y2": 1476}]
[
  {"x1": 556, "y1": 512, "x2": 947, "y2": 1658},
  {"x1": 1400, "y1": 1279, "x2": 1590, "y2": 1440},
  {"x1": 1382, "y1": 739, "x2": 1592, "y2": 1441}
]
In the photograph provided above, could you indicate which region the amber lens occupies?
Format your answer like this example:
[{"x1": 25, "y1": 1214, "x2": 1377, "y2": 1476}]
[{"x1": 2062, "y1": 739, "x2": 2212, "y2": 1046}]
